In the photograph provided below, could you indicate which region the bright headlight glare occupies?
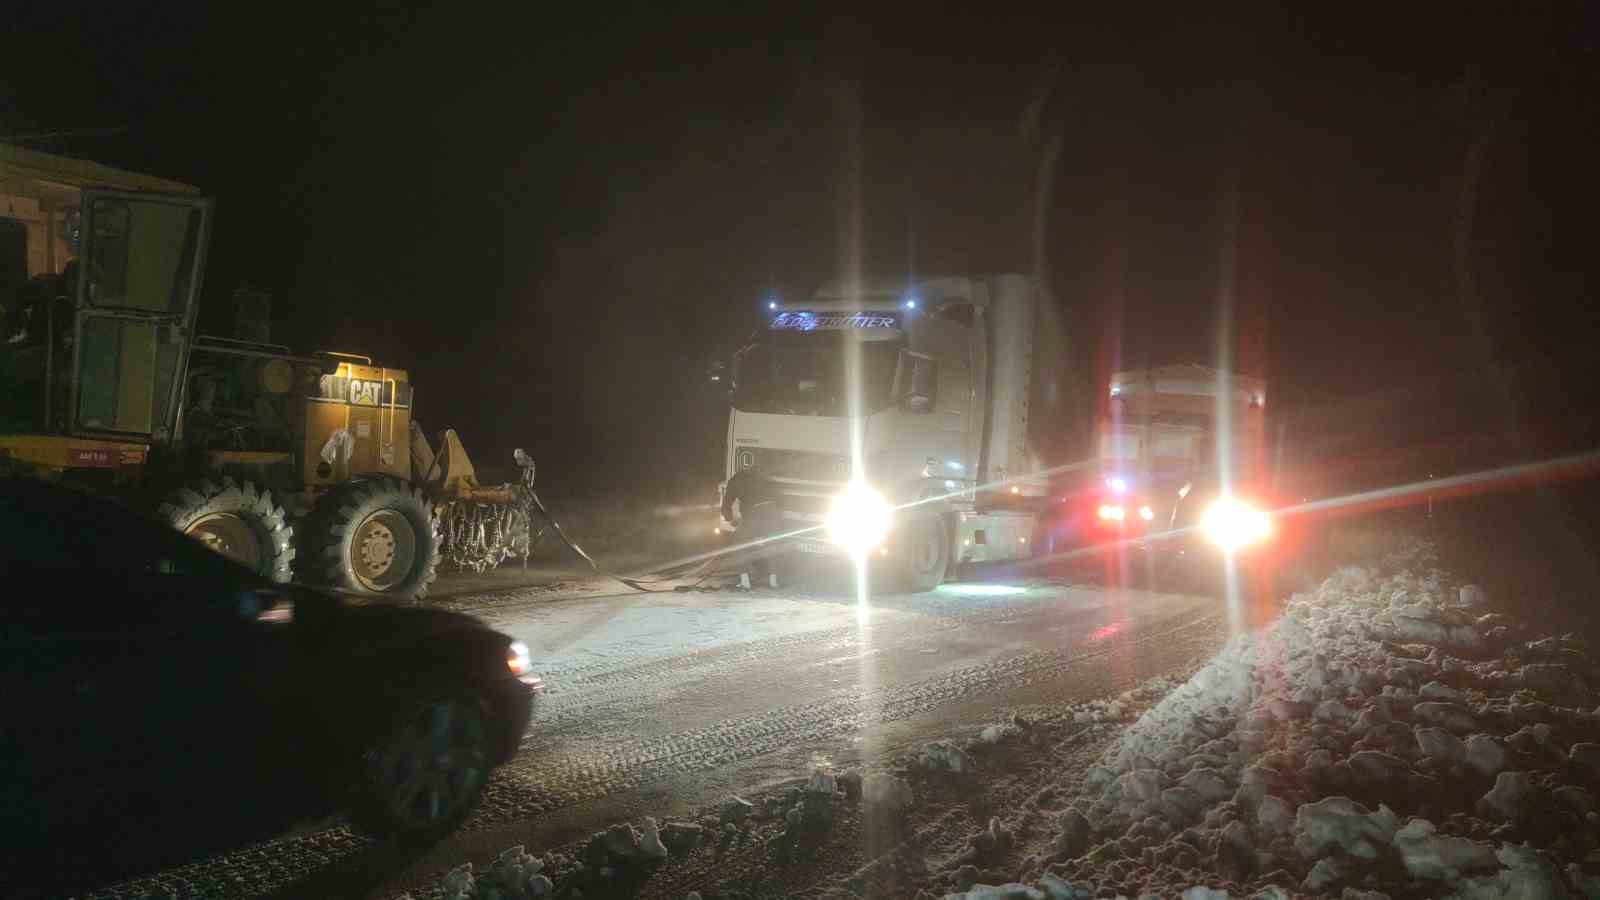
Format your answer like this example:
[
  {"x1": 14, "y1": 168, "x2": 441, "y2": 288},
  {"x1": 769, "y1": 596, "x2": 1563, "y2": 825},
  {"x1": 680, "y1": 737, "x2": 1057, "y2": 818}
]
[
  {"x1": 506, "y1": 640, "x2": 532, "y2": 676},
  {"x1": 1199, "y1": 497, "x2": 1271, "y2": 552},
  {"x1": 826, "y1": 482, "x2": 893, "y2": 555},
  {"x1": 1097, "y1": 503, "x2": 1125, "y2": 521},
  {"x1": 1138, "y1": 505, "x2": 1154, "y2": 521}
]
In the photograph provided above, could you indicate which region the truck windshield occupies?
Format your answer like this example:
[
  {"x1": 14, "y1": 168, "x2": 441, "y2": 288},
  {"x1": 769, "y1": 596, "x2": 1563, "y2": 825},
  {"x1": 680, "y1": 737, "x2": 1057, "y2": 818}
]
[
  {"x1": 733, "y1": 335, "x2": 902, "y2": 417},
  {"x1": 1099, "y1": 418, "x2": 1209, "y2": 473}
]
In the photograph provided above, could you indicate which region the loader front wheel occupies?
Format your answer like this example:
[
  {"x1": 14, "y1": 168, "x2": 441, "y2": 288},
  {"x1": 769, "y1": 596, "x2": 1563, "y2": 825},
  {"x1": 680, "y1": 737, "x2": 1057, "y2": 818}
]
[
  {"x1": 158, "y1": 477, "x2": 295, "y2": 582},
  {"x1": 301, "y1": 477, "x2": 440, "y2": 599}
]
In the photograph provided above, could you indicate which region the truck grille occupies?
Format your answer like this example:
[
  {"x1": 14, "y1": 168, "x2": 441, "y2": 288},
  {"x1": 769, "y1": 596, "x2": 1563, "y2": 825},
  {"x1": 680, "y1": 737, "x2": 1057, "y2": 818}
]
[
  {"x1": 775, "y1": 491, "x2": 833, "y2": 520},
  {"x1": 741, "y1": 448, "x2": 850, "y2": 482}
]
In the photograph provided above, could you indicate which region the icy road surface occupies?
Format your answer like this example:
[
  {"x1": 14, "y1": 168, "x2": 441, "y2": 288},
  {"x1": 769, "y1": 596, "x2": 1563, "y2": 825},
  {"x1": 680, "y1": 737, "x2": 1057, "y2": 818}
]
[{"x1": 82, "y1": 571, "x2": 1226, "y2": 899}]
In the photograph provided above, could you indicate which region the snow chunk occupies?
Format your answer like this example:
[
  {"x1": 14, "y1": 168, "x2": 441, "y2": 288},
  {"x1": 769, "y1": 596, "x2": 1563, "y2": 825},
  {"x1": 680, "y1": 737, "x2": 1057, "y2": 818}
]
[
  {"x1": 1256, "y1": 794, "x2": 1294, "y2": 836},
  {"x1": 483, "y1": 845, "x2": 551, "y2": 897},
  {"x1": 862, "y1": 773, "x2": 914, "y2": 815},
  {"x1": 1518, "y1": 663, "x2": 1579, "y2": 694},
  {"x1": 1421, "y1": 681, "x2": 1463, "y2": 701},
  {"x1": 1294, "y1": 797, "x2": 1399, "y2": 859},
  {"x1": 1414, "y1": 701, "x2": 1477, "y2": 733},
  {"x1": 1180, "y1": 767, "x2": 1234, "y2": 804},
  {"x1": 1303, "y1": 856, "x2": 1348, "y2": 891},
  {"x1": 1479, "y1": 771, "x2": 1543, "y2": 822},
  {"x1": 923, "y1": 741, "x2": 979, "y2": 774},
  {"x1": 1217, "y1": 819, "x2": 1255, "y2": 877},
  {"x1": 1055, "y1": 809, "x2": 1092, "y2": 859},
  {"x1": 636, "y1": 817, "x2": 669, "y2": 861},
  {"x1": 1392, "y1": 615, "x2": 1449, "y2": 645},
  {"x1": 980, "y1": 722, "x2": 1023, "y2": 744},
  {"x1": 1465, "y1": 734, "x2": 1507, "y2": 776},
  {"x1": 1392, "y1": 817, "x2": 1498, "y2": 880},
  {"x1": 1037, "y1": 873, "x2": 1086, "y2": 900},
  {"x1": 1347, "y1": 749, "x2": 1412, "y2": 784},
  {"x1": 1452, "y1": 843, "x2": 1575, "y2": 899},
  {"x1": 441, "y1": 863, "x2": 476, "y2": 900},
  {"x1": 1415, "y1": 725, "x2": 1467, "y2": 762},
  {"x1": 1314, "y1": 699, "x2": 1355, "y2": 724}
]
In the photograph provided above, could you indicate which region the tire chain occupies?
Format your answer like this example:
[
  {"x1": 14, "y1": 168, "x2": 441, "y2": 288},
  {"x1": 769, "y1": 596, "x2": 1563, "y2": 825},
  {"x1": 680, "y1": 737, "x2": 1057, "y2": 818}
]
[{"x1": 439, "y1": 498, "x2": 535, "y2": 573}]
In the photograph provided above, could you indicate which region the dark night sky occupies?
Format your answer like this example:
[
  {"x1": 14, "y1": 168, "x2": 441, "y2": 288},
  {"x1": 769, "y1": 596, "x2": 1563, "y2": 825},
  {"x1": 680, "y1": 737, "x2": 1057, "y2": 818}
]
[{"x1": 4, "y1": 4, "x2": 1597, "y2": 496}]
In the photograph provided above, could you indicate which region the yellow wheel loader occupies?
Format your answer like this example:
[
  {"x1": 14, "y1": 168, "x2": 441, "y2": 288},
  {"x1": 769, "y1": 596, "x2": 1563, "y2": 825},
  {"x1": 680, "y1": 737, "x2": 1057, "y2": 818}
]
[{"x1": 0, "y1": 143, "x2": 535, "y2": 599}]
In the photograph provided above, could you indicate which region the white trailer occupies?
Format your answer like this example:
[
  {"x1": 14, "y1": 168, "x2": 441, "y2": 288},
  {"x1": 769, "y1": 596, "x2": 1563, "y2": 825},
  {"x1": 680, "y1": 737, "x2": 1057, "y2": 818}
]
[{"x1": 717, "y1": 274, "x2": 1078, "y2": 590}]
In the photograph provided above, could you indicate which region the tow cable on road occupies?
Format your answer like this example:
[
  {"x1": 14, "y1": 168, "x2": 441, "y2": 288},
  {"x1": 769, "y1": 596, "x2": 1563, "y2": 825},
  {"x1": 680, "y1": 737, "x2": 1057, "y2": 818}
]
[{"x1": 525, "y1": 490, "x2": 725, "y2": 593}]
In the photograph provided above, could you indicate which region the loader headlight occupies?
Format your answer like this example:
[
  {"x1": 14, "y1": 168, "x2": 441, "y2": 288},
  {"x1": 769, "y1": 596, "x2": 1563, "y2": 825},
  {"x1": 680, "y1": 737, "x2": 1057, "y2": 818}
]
[
  {"x1": 1199, "y1": 496, "x2": 1271, "y2": 552},
  {"x1": 825, "y1": 481, "x2": 893, "y2": 556}
]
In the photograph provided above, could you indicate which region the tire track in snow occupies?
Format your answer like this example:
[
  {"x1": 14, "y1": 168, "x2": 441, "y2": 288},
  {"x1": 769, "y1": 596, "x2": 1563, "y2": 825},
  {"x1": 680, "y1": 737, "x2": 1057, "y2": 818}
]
[{"x1": 473, "y1": 603, "x2": 1219, "y2": 823}]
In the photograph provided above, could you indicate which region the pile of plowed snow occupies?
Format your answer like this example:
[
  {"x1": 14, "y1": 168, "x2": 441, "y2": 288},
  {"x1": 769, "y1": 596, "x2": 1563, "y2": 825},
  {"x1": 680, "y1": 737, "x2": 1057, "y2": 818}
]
[{"x1": 994, "y1": 540, "x2": 1600, "y2": 899}]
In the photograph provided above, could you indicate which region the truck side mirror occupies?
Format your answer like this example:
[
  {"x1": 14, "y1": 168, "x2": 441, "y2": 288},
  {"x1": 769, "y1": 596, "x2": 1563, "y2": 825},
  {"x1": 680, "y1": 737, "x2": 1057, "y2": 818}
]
[{"x1": 894, "y1": 350, "x2": 936, "y2": 413}]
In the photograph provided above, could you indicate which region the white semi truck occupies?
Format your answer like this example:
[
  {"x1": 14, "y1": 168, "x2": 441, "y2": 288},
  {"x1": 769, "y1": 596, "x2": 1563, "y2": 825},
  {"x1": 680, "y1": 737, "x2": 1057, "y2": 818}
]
[{"x1": 716, "y1": 274, "x2": 1078, "y2": 590}]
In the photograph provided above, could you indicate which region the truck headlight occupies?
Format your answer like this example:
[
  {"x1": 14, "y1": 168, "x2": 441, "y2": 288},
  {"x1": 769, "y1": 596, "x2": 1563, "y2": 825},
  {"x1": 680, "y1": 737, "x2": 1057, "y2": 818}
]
[
  {"x1": 1199, "y1": 496, "x2": 1271, "y2": 552},
  {"x1": 825, "y1": 482, "x2": 893, "y2": 555}
]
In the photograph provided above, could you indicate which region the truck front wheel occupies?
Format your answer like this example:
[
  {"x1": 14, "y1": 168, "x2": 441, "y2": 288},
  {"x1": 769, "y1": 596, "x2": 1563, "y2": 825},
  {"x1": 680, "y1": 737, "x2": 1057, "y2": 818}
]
[{"x1": 887, "y1": 515, "x2": 950, "y2": 593}]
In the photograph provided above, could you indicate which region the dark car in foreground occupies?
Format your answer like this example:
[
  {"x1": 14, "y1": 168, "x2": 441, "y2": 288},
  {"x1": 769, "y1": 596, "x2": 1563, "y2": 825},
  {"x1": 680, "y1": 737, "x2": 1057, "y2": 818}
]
[{"x1": 0, "y1": 478, "x2": 540, "y2": 897}]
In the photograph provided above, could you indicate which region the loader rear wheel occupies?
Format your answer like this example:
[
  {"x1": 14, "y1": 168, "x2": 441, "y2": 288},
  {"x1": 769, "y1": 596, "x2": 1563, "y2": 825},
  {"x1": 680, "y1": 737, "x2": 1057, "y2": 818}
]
[
  {"x1": 158, "y1": 477, "x2": 295, "y2": 582},
  {"x1": 301, "y1": 477, "x2": 440, "y2": 599}
]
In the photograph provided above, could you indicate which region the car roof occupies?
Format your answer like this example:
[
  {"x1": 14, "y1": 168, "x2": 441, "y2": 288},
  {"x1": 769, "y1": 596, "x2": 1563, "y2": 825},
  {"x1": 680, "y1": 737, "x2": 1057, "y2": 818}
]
[{"x1": 0, "y1": 478, "x2": 263, "y2": 582}]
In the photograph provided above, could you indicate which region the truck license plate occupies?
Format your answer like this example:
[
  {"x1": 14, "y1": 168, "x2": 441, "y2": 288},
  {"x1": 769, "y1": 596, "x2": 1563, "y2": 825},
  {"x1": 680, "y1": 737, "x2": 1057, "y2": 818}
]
[{"x1": 796, "y1": 540, "x2": 834, "y2": 555}]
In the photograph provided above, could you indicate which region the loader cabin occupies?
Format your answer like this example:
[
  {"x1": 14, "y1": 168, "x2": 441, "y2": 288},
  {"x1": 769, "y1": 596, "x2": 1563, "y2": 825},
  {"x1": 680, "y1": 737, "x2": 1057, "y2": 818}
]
[{"x1": 0, "y1": 143, "x2": 209, "y2": 471}]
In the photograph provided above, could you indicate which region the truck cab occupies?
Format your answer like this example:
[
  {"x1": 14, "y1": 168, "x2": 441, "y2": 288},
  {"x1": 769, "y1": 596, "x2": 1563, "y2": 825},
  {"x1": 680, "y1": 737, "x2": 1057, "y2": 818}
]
[{"x1": 718, "y1": 274, "x2": 1072, "y2": 591}]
